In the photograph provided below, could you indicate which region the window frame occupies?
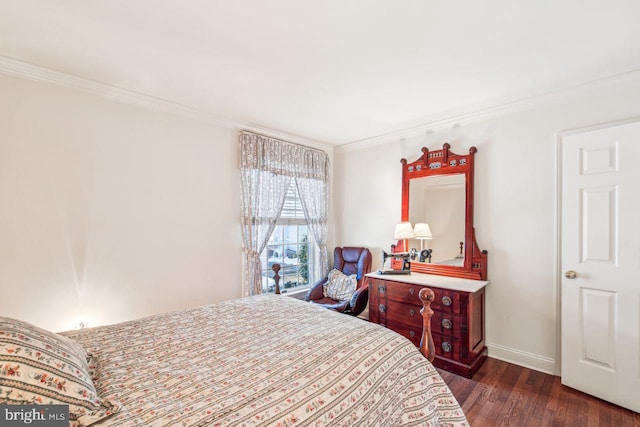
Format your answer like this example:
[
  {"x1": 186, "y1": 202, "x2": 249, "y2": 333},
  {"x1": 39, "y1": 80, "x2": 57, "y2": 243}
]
[{"x1": 260, "y1": 180, "x2": 318, "y2": 294}]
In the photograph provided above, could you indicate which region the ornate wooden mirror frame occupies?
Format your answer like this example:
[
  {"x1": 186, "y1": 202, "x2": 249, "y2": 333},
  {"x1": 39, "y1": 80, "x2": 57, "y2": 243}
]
[{"x1": 395, "y1": 143, "x2": 488, "y2": 280}]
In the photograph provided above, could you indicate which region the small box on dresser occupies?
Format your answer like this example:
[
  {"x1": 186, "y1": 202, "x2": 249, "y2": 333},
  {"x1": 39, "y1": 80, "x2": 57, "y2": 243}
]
[{"x1": 367, "y1": 272, "x2": 489, "y2": 378}]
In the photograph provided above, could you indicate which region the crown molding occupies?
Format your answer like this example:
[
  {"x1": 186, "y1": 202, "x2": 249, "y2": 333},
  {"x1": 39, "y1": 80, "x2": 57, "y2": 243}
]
[
  {"x1": 0, "y1": 56, "x2": 235, "y2": 126},
  {"x1": 3, "y1": 55, "x2": 638, "y2": 155},
  {"x1": 336, "y1": 68, "x2": 640, "y2": 153},
  {"x1": 0, "y1": 56, "x2": 331, "y2": 152}
]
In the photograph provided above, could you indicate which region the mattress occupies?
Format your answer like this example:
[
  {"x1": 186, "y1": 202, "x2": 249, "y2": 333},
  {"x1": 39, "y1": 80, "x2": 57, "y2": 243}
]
[{"x1": 62, "y1": 295, "x2": 467, "y2": 426}]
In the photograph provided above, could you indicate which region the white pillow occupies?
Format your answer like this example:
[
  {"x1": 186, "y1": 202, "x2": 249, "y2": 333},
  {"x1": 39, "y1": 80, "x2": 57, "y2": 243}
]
[
  {"x1": 323, "y1": 269, "x2": 358, "y2": 302},
  {"x1": 0, "y1": 316, "x2": 119, "y2": 426}
]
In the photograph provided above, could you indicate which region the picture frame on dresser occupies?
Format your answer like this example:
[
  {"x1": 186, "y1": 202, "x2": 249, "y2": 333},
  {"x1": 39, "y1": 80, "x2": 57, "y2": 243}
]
[{"x1": 367, "y1": 143, "x2": 489, "y2": 378}]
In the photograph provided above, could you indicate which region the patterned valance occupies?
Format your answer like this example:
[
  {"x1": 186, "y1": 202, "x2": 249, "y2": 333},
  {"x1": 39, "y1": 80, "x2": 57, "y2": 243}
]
[{"x1": 239, "y1": 131, "x2": 329, "y2": 181}]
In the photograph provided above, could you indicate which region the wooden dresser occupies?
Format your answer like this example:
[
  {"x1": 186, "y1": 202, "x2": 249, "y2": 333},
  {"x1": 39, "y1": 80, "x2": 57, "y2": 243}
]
[{"x1": 366, "y1": 272, "x2": 489, "y2": 378}]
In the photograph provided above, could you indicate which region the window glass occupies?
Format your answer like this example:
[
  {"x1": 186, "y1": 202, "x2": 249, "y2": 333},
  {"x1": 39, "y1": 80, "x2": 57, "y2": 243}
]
[{"x1": 261, "y1": 181, "x2": 317, "y2": 293}]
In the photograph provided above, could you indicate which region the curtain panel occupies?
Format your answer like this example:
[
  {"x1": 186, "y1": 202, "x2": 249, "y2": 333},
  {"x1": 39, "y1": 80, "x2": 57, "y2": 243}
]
[{"x1": 239, "y1": 131, "x2": 329, "y2": 296}]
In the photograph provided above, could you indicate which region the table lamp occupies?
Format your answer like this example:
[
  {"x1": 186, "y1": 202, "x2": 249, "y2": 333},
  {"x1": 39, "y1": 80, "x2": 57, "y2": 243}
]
[
  {"x1": 393, "y1": 222, "x2": 415, "y2": 252},
  {"x1": 413, "y1": 223, "x2": 432, "y2": 250}
]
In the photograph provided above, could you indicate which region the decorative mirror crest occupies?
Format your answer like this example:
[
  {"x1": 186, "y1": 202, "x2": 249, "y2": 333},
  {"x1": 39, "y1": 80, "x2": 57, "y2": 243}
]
[{"x1": 395, "y1": 143, "x2": 488, "y2": 280}]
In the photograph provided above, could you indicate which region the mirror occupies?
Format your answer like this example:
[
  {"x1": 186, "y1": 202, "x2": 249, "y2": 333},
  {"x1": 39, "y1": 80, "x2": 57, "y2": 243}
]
[
  {"x1": 396, "y1": 143, "x2": 487, "y2": 280},
  {"x1": 408, "y1": 174, "x2": 465, "y2": 264}
]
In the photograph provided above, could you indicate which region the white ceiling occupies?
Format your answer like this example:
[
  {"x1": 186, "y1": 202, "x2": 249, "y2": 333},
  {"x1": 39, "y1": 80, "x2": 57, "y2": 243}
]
[{"x1": 1, "y1": 1, "x2": 639, "y2": 145}]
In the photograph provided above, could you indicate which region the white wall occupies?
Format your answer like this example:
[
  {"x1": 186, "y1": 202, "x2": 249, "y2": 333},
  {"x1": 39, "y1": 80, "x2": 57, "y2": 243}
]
[
  {"x1": 4, "y1": 62, "x2": 639, "y2": 374},
  {"x1": 0, "y1": 74, "x2": 245, "y2": 332},
  {"x1": 334, "y1": 74, "x2": 640, "y2": 374}
]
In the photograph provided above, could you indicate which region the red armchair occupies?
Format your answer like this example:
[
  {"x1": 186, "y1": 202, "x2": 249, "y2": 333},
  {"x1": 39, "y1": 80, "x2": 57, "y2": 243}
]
[{"x1": 305, "y1": 247, "x2": 372, "y2": 315}]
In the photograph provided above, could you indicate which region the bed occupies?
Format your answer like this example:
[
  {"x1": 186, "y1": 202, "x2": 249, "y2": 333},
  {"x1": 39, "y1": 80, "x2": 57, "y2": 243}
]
[
  {"x1": 432, "y1": 243, "x2": 465, "y2": 267},
  {"x1": 1, "y1": 289, "x2": 467, "y2": 426},
  {"x1": 432, "y1": 255, "x2": 464, "y2": 267}
]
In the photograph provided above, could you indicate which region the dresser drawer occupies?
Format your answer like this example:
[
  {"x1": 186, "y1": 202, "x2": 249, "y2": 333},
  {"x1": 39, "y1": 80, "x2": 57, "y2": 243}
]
[
  {"x1": 373, "y1": 280, "x2": 463, "y2": 314},
  {"x1": 432, "y1": 332, "x2": 462, "y2": 360},
  {"x1": 431, "y1": 311, "x2": 463, "y2": 337},
  {"x1": 374, "y1": 280, "x2": 423, "y2": 304},
  {"x1": 375, "y1": 300, "x2": 423, "y2": 328},
  {"x1": 386, "y1": 320, "x2": 423, "y2": 347},
  {"x1": 430, "y1": 288, "x2": 462, "y2": 314}
]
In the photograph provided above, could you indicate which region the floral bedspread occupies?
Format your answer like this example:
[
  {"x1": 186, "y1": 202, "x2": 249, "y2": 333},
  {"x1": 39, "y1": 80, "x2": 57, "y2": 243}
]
[{"x1": 63, "y1": 295, "x2": 467, "y2": 426}]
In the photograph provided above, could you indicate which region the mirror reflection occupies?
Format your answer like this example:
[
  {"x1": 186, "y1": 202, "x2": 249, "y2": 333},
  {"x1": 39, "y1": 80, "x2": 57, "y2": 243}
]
[{"x1": 408, "y1": 173, "x2": 465, "y2": 265}]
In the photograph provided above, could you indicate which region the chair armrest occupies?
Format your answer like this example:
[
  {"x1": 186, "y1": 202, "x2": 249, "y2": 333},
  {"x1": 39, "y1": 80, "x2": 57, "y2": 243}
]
[
  {"x1": 305, "y1": 278, "x2": 327, "y2": 301},
  {"x1": 348, "y1": 282, "x2": 369, "y2": 315}
]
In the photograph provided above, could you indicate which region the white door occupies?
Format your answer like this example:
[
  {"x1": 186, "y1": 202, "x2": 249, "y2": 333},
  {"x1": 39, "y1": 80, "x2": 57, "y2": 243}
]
[{"x1": 560, "y1": 120, "x2": 640, "y2": 412}]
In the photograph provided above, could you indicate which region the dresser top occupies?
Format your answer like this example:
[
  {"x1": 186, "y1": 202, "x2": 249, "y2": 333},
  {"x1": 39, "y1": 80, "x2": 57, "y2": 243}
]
[{"x1": 366, "y1": 271, "x2": 489, "y2": 293}]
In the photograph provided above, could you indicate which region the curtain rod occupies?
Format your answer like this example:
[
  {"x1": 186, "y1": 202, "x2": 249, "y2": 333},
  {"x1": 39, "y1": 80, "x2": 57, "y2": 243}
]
[{"x1": 238, "y1": 130, "x2": 326, "y2": 154}]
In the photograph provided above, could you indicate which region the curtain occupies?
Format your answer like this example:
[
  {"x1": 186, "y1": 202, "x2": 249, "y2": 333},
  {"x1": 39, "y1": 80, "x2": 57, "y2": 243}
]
[
  {"x1": 295, "y1": 180, "x2": 329, "y2": 277},
  {"x1": 239, "y1": 131, "x2": 329, "y2": 296}
]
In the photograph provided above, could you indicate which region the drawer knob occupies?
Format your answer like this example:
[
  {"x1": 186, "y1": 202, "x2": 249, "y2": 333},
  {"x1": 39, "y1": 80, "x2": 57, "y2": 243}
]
[
  {"x1": 442, "y1": 318, "x2": 452, "y2": 329},
  {"x1": 379, "y1": 304, "x2": 387, "y2": 313},
  {"x1": 442, "y1": 296, "x2": 452, "y2": 307},
  {"x1": 409, "y1": 309, "x2": 415, "y2": 317},
  {"x1": 409, "y1": 288, "x2": 415, "y2": 295},
  {"x1": 442, "y1": 342, "x2": 452, "y2": 353},
  {"x1": 409, "y1": 330, "x2": 415, "y2": 337},
  {"x1": 378, "y1": 285, "x2": 386, "y2": 293}
]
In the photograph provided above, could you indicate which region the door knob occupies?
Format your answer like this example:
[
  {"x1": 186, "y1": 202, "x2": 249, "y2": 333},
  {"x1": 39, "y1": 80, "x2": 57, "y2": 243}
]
[{"x1": 565, "y1": 270, "x2": 577, "y2": 279}]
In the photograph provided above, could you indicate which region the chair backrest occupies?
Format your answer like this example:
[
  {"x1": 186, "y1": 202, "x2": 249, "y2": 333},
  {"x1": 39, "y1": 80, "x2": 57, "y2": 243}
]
[{"x1": 333, "y1": 247, "x2": 372, "y2": 288}]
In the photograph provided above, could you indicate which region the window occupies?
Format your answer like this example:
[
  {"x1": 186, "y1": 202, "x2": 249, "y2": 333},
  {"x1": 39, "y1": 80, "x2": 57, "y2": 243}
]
[
  {"x1": 260, "y1": 180, "x2": 317, "y2": 293},
  {"x1": 239, "y1": 130, "x2": 329, "y2": 297}
]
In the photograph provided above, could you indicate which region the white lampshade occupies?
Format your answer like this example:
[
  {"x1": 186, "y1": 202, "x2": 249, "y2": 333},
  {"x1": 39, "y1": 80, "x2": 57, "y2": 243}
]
[
  {"x1": 393, "y1": 222, "x2": 415, "y2": 240},
  {"x1": 413, "y1": 223, "x2": 433, "y2": 239}
]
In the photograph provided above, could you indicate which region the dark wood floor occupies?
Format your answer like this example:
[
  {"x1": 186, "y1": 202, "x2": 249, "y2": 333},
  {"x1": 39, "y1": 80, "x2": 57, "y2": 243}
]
[{"x1": 438, "y1": 357, "x2": 640, "y2": 427}]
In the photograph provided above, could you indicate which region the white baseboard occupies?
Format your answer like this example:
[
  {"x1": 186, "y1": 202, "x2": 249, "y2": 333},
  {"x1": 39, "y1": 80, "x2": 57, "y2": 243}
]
[{"x1": 487, "y1": 343, "x2": 556, "y2": 375}]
